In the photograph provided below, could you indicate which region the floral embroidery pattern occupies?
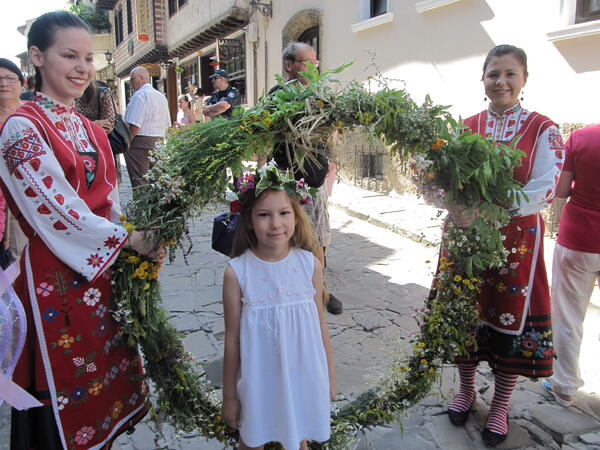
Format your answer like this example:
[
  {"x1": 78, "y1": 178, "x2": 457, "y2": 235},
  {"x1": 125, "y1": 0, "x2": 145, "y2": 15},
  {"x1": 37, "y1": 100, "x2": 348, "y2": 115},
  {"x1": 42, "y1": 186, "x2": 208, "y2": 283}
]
[
  {"x1": 104, "y1": 235, "x2": 121, "y2": 249},
  {"x1": 499, "y1": 313, "x2": 515, "y2": 326},
  {"x1": 88, "y1": 381, "x2": 104, "y2": 396},
  {"x1": 50, "y1": 328, "x2": 82, "y2": 355},
  {"x1": 36, "y1": 282, "x2": 55, "y2": 297},
  {"x1": 86, "y1": 253, "x2": 104, "y2": 268},
  {"x1": 83, "y1": 287, "x2": 102, "y2": 306},
  {"x1": 73, "y1": 351, "x2": 97, "y2": 378},
  {"x1": 57, "y1": 394, "x2": 69, "y2": 411},
  {"x1": 74, "y1": 426, "x2": 95, "y2": 445},
  {"x1": 95, "y1": 304, "x2": 108, "y2": 318},
  {"x1": 58, "y1": 334, "x2": 75, "y2": 349},
  {"x1": 513, "y1": 330, "x2": 553, "y2": 359},
  {"x1": 111, "y1": 400, "x2": 123, "y2": 419},
  {"x1": 43, "y1": 307, "x2": 59, "y2": 322}
]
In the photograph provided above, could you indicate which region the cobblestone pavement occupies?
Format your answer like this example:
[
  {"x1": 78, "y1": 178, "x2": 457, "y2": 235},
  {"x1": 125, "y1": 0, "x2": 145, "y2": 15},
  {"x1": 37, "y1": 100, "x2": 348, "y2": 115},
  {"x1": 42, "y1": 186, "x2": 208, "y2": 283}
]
[{"x1": 2, "y1": 175, "x2": 600, "y2": 449}]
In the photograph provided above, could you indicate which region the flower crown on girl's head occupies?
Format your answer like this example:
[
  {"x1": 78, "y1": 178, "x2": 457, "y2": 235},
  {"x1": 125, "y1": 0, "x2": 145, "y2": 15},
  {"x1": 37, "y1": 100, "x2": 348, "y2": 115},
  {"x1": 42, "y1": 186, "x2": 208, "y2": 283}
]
[{"x1": 227, "y1": 160, "x2": 317, "y2": 212}]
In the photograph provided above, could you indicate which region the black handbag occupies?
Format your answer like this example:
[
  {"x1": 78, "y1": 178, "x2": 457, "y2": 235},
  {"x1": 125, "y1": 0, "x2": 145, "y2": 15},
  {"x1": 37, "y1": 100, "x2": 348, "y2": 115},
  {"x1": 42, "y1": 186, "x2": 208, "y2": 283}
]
[
  {"x1": 100, "y1": 87, "x2": 131, "y2": 155},
  {"x1": 211, "y1": 212, "x2": 239, "y2": 257},
  {"x1": 108, "y1": 114, "x2": 131, "y2": 155}
]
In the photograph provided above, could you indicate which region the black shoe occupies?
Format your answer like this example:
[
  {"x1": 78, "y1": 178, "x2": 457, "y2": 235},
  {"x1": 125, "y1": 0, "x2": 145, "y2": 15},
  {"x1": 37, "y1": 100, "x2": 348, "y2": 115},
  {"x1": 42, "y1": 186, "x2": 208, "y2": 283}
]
[
  {"x1": 482, "y1": 427, "x2": 508, "y2": 447},
  {"x1": 448, "y1": 408, "x2": 470, "y2": 426},
  {"x1": 482, "y1": 416, "x2": 509, "y2": 447},
  {"x1": 326, "y1": 294, "x2": 343, "y2": 314}
]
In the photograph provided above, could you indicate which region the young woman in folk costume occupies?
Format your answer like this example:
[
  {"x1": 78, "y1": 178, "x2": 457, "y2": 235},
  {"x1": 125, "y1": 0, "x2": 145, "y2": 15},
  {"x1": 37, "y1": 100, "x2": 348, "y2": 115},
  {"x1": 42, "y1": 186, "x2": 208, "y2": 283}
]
[
  {"x1": 0, "y1": 12, "x2": 164, "y2": 449},
  {"x1": 443, "y1": 45, "x2": 564, "y2": 446}
]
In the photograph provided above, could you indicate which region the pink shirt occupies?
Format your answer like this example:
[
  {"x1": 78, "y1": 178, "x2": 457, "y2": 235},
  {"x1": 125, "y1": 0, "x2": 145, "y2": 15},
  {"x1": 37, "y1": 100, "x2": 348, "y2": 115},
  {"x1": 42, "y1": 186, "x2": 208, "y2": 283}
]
[{"x1": 557, "y1": 124, "x2": 600, "y2": 253}]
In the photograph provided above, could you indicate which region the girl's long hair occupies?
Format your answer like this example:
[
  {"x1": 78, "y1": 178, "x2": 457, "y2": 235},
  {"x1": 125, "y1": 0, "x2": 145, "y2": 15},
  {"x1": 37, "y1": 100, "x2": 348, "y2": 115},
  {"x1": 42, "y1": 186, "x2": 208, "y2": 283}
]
[{"x1": 231, "y1": 188, "x2": 327, "y2": 302}]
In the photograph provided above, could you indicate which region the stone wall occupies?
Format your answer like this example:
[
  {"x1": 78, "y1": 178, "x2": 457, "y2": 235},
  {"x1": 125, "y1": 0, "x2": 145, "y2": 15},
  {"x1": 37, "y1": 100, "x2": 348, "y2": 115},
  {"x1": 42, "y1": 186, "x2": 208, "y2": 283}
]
[{"x1": 334, "y1": 124, "x2": 587, "y2": 237}]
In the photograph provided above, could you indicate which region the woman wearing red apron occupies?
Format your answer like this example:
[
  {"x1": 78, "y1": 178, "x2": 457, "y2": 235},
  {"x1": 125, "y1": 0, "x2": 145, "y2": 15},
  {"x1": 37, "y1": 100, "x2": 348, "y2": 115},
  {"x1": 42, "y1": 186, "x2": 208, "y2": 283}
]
[
  {"x1": 444, "y1": 45, "x2": 564, "y2": 446},
  {"x1": 0, "y1": 12, "x2": 163, "y2": 449}
]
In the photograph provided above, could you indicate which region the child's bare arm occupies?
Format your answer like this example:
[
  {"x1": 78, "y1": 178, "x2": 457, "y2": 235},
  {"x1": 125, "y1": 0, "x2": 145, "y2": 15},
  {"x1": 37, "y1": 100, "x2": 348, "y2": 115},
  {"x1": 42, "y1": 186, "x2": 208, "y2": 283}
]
[
  {"x1": 222, "y1": 265, "x2": 243, "y2": 428},
  {"x1": 313, "y1": 257, "x2": 336, "y2": 400}
]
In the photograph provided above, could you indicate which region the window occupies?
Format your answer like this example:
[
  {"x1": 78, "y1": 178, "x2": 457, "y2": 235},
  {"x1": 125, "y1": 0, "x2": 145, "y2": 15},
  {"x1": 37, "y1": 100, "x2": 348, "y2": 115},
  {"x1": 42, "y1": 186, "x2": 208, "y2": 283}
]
[
  {"x1": 219, "y1": 36, "x2": 247, "y2": 102},
  {"x1": 114, "y1": 8, "x2": 124, "y2": 46},
  {"x1": 169, "y1": 0, "x2": 187, "y2": 16},
  {"x1": 179, "y1": 61, "x2": 198, "y2": 95},
  {"x1": 126, "y1": 0, "x2": 133, "y2": 35},
  {"x1": 168, "y1": 0, "x2": 177, "y2": 16},
  {"x1": 576, "y1": 0, "x2": 600, "y2": 23},
  {"x1": 370, "y1": 0, "x2": 387, "y2": 18},
  {"x1": 360, "y1": 153, "x2": 384, "y2": 179},
  {"x1": 298, "y1": 26, "x2": 320, "y2": 59}
]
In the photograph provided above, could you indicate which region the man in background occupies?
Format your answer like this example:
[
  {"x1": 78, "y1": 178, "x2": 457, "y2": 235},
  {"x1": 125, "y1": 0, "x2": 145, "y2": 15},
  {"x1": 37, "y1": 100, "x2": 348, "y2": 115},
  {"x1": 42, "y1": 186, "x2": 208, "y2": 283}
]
[
  {"x1": 123, "y1": 66, "x2": 171, "y2": 188},
  {"x1": 203, "y1": 69, "x2": 241, "y2": 120}
]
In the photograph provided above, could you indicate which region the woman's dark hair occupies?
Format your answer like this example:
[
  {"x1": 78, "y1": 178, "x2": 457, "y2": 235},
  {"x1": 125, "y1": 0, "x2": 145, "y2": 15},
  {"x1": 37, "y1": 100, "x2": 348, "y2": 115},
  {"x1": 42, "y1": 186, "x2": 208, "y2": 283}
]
[
  {"x1": 27, "y1": 11, "x2": 90, "y2": 92},
  {"x1": 482, "y1": 44, "x2": 528, "y2": 78},
  {"x1": 80, "y1": 80, "x2": 99, "y2": 106},
  {"x1": 0, "y1": 58, "x2": 24, "y2": 85}
]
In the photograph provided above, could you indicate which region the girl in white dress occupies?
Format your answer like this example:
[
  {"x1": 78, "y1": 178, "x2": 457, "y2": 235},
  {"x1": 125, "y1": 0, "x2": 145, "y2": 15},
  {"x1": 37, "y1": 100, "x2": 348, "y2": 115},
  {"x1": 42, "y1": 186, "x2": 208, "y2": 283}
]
[{"x1": 222, "y1": 163, "x2": 335, "y2": 450}]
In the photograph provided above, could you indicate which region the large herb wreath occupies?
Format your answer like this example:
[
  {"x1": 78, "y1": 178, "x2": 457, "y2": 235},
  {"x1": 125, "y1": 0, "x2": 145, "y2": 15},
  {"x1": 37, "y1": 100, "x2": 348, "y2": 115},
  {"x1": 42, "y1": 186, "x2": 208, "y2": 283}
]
[{"x1": 111, "y1": 65, "x2": 525, "y2": 448}]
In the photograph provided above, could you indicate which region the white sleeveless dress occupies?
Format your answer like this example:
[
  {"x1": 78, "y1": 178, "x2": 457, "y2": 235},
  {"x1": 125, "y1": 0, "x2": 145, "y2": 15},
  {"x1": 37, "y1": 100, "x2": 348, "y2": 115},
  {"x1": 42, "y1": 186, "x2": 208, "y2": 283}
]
[{"x1": 229, "y1": 248, "x2": 330, "y2": 449}]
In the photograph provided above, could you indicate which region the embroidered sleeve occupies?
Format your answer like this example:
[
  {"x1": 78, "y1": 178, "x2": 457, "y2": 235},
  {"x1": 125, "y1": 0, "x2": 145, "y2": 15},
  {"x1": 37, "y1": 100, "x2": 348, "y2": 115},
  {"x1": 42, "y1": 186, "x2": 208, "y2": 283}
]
[
  {"x1": 0, "y1": 116, "x2": 128, "y2": 281},
  {"x1": 98, "y1": 89, "x2": 116, "y2": 133},
  {"x1": 510, "y1": 125, "x2": 565, "y2": 216}
]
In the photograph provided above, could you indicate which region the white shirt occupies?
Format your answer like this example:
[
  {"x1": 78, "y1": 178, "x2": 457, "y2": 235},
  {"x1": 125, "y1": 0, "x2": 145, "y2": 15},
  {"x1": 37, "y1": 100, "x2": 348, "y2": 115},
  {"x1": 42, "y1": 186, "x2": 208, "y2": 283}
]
[{"x1": 124, "y1": 83, "x2": 171, "y2": 137}]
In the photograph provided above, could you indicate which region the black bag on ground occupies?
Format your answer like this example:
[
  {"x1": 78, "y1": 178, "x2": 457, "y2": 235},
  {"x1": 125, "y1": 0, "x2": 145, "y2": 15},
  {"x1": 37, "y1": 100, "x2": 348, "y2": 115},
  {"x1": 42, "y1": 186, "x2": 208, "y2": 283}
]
[{"x1": 211, "y1": 212, "x2": 239, "y2": 257}]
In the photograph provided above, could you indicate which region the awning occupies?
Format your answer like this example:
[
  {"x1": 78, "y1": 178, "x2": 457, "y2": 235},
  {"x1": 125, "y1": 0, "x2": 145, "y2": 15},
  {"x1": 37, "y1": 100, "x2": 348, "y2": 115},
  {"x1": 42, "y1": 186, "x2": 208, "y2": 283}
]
[
  {"x1": 93, "y1": 0, "x2": 118, "y2": 10},
  {"x1": 168, "y1": 7, "x2": 249, "y2": 58},
  {"x1": 116, "y1": 44, "x2": 169, "y2": 78}
]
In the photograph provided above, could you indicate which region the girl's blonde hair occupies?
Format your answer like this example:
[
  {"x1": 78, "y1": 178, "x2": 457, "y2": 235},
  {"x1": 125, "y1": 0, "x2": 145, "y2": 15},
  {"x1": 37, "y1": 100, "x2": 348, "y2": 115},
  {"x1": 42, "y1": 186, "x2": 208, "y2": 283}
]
[{"x1": 231, "y1": 188, "x2": 327, "y2": 303}]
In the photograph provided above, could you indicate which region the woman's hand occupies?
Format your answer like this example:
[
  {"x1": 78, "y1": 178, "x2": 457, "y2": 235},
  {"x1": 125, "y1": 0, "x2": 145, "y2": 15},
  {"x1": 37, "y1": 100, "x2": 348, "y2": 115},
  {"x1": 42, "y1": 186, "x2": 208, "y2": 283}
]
[
  {"x1": 126, "y1": 230, "x2": 166, "y2": 264},
  {"x1": 221, "y1": 398, "x2": 240, "y2": 429}
]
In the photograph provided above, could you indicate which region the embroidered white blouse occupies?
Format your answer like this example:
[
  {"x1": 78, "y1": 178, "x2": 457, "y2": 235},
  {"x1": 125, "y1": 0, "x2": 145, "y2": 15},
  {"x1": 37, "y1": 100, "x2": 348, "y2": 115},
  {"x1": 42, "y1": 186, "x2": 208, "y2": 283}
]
[
  {"x1": 484, "y1": 104, "x2": 564, "y2": 217},
  {"x1": 0, "y1": 93, "x2": 127, "y2": 281}
]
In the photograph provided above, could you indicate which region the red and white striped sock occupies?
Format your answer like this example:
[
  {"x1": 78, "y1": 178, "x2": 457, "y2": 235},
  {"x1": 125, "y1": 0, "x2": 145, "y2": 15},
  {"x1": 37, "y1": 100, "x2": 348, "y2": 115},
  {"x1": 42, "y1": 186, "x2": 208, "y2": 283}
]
[
  {"x1": 448, "y1": 363, "x2": 477, "y2": 412},
  {"x1": 486, "y1": 371, "x2": 518, "y2": 435}
]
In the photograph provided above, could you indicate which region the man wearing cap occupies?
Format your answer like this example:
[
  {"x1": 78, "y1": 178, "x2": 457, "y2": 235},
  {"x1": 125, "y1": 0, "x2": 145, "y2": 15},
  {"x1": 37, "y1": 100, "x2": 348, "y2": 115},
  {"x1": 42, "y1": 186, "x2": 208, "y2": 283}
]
[{"x1": 203, "y1": 69, "x2": 241, "y2": 119}]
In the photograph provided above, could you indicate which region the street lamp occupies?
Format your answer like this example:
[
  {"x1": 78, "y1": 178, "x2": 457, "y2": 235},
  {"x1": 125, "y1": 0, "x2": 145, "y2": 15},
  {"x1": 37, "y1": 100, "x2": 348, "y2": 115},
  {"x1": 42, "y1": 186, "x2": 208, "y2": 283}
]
[{"x1": 104, "y1": 51, "x2": 113, "y2": 64}]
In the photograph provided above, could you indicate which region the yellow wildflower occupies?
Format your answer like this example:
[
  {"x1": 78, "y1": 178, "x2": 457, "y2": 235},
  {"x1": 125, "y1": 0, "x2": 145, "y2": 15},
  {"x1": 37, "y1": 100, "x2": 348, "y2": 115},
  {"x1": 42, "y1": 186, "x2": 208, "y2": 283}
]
[
  {"x1": 262, "y1": 117, "x2": 272, "y2": 126},
  {"x1": 124, "y1": 223, "x2": 135, "y2": 235},
  {"x1": 165, "y1": 239, "x2": 175, "y2": 246},
  {"x1": 416, "y1": 342, "x2": 426, "y2": 348},
  {"x1": 420, "y1": 359, "x2": 428, "y2": 365},
  {"x1": 140, "y1": 261, "x2": 150, "y2": 271},
  {"x1": 454, "y1": 287, "x2": 462, "y2": 295},
  {"x1": 143, "y1": 283, "x2": 151, "y2": 290},
  {"x1": 119, "y1": 215, "x2": 126, "y2": 222},
  {"x1": 431, "y1": 139, "x2": 447, "y2": 150},
  {"x1": 127, "y1": 255, "x2": 140, "y2": 264},
  {"x1": 453, "y1": 275, "x2": 462, "y2": 282}
]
